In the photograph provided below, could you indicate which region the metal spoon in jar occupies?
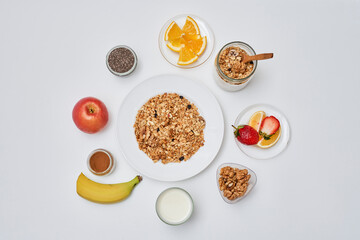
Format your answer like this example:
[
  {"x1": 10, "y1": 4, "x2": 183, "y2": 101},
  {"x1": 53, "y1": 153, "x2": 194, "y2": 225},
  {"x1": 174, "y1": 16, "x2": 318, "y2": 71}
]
[{"x1": 242, "y1": 53, "x2": 273, "y2": 64}]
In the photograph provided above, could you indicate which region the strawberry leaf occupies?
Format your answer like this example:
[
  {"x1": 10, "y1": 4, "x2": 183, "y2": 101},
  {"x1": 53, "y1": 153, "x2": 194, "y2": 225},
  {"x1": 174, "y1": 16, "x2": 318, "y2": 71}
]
[
  {"x1": 260, "y1": 131, "x2": 272, "y2": 140},
  {"x1": 232, "y1": 125, "x2": 244, "y2": 137}
]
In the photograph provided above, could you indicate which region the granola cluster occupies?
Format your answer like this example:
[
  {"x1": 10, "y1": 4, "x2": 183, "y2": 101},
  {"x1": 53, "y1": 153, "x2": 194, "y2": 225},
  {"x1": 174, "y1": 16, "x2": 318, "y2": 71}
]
[
  {"x1": 218, "y1": 166, "x2": 251, "y2": 200},
  {"x1": 134, "y1": 93, "x2": 206, "y2": 164},
  {"x1": 218, "y1": 46, "x2": 254, "y2": 79}
]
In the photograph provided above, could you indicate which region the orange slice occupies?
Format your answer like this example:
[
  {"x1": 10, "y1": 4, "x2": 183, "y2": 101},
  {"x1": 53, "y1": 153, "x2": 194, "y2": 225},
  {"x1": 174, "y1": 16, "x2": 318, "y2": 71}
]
[
  {"x1": 183, "y1": 34, "x2": 201, "y2": 41},
  {"x1": 182, "y1": 16, "x2": 200, "y2": 36},
  {"x1": 257, "y1": 127, "x2": 281, "y2": 149},
  {"x1": 164, "y1": 16, "x2": 205, "y2": 65},
  {"x1": 185, "y1": 36, "x2": 207, "y2": 56},
  {"x1": 167, "y1": 38, "x2": 185, "y2": 52},
  {"x1": 178, "y1": 46, "x2": 198, "y2": 65},
  {"x1": 248, "y1": 111, "x2": 266, "y2": 132},
  {"x1": 164, "y1": 21, "x2": 183, "y2": 41}
]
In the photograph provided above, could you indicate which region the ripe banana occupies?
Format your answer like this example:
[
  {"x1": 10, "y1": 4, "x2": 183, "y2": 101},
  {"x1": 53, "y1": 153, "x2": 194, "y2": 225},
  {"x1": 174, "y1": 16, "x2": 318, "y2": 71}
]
[{"x1": 76, "y1": 173, "x2": 142, "y2": 204}]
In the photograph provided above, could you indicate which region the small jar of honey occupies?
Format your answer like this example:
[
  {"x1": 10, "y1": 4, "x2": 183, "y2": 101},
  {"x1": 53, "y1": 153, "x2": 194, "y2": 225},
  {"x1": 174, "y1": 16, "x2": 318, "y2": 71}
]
[{"x1": 87, "y1": 149, "x2": 115, "y2": 176}]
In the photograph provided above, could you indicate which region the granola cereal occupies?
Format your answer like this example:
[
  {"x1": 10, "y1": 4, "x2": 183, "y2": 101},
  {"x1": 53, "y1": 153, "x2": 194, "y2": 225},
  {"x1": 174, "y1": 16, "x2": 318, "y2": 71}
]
[
  {"x1": 133, "y1": 93, "x2": 206, "y2": 164},
  {"x1": 218, "y1": 46, "x2": 254, "y2": 79},
  {"x1": 218, "y1": 166, "x2": 251, "y2": 200}
]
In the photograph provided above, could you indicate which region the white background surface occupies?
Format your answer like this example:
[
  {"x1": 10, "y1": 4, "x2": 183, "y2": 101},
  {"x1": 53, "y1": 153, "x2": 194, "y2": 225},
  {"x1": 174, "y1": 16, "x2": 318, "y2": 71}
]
[{"x1": 0, "y1": 0, "x2": 359, "y2": 239}]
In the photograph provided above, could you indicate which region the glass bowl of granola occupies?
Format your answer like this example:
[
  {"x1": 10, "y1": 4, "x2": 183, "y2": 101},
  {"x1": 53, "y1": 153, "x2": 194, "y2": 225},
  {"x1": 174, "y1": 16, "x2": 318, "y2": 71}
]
[
  {"x1": 216, "y1": 163, "x2": 257, "y2": 204},
  {"x1": 214, "y1": 41, "x2": 258, "y2": 91}
]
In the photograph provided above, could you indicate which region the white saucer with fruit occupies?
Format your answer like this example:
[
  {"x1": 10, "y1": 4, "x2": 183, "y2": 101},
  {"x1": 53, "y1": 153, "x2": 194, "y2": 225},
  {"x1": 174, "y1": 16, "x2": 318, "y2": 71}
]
[{"x1": 233, "y1": 104, "x2": 290, "y2": 159}]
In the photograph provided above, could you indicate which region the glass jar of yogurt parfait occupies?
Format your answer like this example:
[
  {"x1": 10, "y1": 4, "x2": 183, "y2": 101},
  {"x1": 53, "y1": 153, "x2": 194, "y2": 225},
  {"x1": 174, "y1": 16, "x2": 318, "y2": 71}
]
[{"x1": 214, "y1": 41, "x2": 258, "y2": 91}]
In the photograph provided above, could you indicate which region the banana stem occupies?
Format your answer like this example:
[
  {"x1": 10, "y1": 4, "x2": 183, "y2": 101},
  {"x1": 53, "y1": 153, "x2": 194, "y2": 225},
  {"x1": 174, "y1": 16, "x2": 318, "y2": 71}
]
[{"x1": 137, "y1": 175, "x2": 143, "y2": 182}]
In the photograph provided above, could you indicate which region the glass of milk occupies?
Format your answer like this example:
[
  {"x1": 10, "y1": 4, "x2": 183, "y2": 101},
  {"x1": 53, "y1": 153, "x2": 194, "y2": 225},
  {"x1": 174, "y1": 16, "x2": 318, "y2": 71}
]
[{"x1": 156, "y1": 187, "x2": 194, "y2": 225}]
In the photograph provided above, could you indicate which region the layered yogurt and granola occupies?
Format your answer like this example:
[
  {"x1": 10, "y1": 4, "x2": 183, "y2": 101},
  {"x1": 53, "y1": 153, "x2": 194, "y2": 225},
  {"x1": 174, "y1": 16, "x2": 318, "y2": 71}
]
[{"x1": 214, "y1": 41, "x2": 257, "y2": 91}]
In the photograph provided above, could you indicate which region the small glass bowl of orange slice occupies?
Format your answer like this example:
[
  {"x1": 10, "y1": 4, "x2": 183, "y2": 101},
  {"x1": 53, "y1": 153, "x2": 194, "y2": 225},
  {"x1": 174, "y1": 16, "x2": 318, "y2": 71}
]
[{"x1": 159, "y1": 14, "x2": 214, "y2": 68}]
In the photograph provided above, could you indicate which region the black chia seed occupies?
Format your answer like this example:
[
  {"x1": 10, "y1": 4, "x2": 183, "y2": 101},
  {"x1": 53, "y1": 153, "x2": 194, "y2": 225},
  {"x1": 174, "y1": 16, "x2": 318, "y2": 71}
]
[
  {"x1": 107, "y1": 47, "x2": 135, "y2": 73},
  {"x1": 180, "y1": 96, "x2": 183, "y2": 99},
  {"x1": 187, "y1": 104, "x2": 192, "y2": 109},
  {"x1": 179, "y1": 156, "x2": 184, "y2": 161}
]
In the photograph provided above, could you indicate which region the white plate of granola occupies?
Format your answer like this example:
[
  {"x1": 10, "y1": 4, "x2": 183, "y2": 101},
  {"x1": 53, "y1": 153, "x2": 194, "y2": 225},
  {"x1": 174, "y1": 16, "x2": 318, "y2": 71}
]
[{"x1": 117, "y1": 75, "x2": 224, "y2": 181}]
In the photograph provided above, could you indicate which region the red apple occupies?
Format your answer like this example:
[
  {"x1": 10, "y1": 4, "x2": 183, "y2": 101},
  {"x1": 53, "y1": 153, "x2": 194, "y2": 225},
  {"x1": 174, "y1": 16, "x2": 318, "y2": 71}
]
[{"x1": 72, "y1": 97, "x2": 109, "y2": 134}]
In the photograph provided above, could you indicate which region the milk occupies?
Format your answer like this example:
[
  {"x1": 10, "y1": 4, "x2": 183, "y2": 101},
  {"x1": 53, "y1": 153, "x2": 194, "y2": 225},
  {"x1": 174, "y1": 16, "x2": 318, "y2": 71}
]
[{"x1": 156, "y1": 188, "x2": 193, "y2": 225}]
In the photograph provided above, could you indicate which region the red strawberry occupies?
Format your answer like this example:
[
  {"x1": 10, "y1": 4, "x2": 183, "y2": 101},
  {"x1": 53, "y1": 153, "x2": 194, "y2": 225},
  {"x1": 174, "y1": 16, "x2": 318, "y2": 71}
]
[
  {"x1": 259, "y1": 116, "x2": 280, "y2": 140},
  {"x1": 232, "y1": 125, "x2": 259, "y2": 145}
]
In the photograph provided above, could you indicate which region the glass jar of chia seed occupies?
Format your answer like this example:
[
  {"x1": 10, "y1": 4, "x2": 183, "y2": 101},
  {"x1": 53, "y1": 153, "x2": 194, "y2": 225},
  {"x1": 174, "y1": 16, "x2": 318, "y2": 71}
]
[
  {"x1": 106, "y1": 45, "x2": 137, "y2": 76},
  {"x1": 214, "y1": 41, "x2": 258, "y2": 91}
]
